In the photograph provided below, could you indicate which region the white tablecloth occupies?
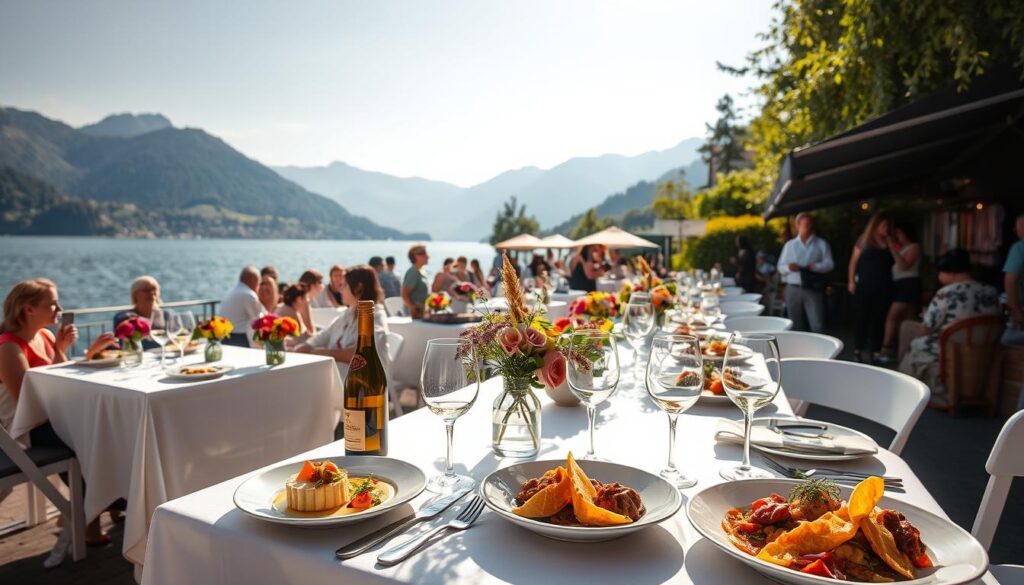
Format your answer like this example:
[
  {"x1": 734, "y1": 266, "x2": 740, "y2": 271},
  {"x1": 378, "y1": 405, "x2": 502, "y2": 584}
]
[
  {"x1": 551, "y1": 289, "x2": 586, "y2": 305},
  {"x1": 10, "y1": 346, "x2": 344, "y2": 567},
  {"x1": 387, "y1": 317, "x2": 476, "y2": 387},
  {"x1": 142, "y1": 360, "x2": 953, "y2": 585}
]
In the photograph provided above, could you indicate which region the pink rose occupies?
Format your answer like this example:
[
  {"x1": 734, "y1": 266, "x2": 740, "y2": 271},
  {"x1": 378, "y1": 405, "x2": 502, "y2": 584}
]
[
  {"x1": 524, "y1": 327, "x2": 547, "y2": 349},
  {"x1": 136, "y1": 318, "x2": 151, "y2": 336},
  {"x1": 498, "y1": 326, "x2": 523, "y2": 355},
  {"x1": 115, "y1": 321, "x2": 134, "y2": 339},
  {"x1": 537, "y1": 350, "x2": 567, "y2": 388},
  {"x1": 571, "y1": 300, "x2": 586, "y2": 315}
]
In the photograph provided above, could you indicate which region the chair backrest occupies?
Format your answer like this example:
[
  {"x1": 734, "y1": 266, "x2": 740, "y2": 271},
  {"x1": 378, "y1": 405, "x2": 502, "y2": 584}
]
[
  {"x1": 779, "y1": 359, "x2": 929, "y2": 455},
  {"x1": 385, "y1": 332, "x2": 404, "y2": 363},
  {"x1": 722, "y1": 286, "x2": 743, "y2": 295},
  {"x1": 720, "y1": 301, "x2": 764, "y2": 317},
  {"x1": 721, "y1": 293, "x2": 763, "y2": 304},
  {"x1": 748, "y1": 331, "x2": 842, "y2": 359},
  {"x1": 383, "y1": 297, "x2": 406, "y2": 317},
  {"x1": 309, "y1": 307, "x2": 344, "y2": 330},
  {"x1": 724, "y1": 316, "x2": 794, "y2": 332},
  {"x1": 938, "y1": 314, "x2": 1005, "y2": 389},
  {"x1": 384, "y1": 332, "x2": 406, "y2": 416},
  {"x1": 972, "y1": 410, "x2": 1024, "y2": 551}
]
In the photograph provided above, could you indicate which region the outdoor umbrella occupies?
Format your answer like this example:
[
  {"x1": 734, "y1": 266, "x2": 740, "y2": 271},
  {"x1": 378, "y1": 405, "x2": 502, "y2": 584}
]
[
  {"x1": 539, "y1": 234, "x2": 578, "y2": 249},
  {"x1": 573, "y1": 226, "x2": 658, "y2": 249},
  {"x1": 494, "y1": 233, "x2": 545, "y2": 250}
]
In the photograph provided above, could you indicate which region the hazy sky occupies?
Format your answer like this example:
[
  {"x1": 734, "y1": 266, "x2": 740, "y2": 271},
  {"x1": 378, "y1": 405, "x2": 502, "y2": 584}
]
[{"x1": 0, "y1": 1, "x2": 774, "y2": 186}]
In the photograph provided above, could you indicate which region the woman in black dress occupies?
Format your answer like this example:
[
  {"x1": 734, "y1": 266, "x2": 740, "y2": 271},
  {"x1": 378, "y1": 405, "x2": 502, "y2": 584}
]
[
  {"x1": 568, "y1": 245, "x2": 606, "y2": 292},
  {"x1": 847, "y1": 212, "x2": 894, "y2": 362},
  {"x1": 733, "y1": 236, "x2": 757, "y2": 293}
]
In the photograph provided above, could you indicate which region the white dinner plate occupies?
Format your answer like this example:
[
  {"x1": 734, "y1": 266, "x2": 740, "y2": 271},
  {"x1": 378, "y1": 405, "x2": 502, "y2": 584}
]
[
  {"x1": 699, "y1": 390, "x2": 733, "y2": 404},
  {"x1": 74, "y1": 353, "x2": 124, "y2": 367},
  {"x1": 750, "y1": 418, "x2": 879, "y2": 461},
  {"x1": 233, "y1": 456, "x2": 426, "y2": 527},
  {"x1": 164, "y1": 364, "x2": 234, "y2": 381},
  {"x1": 480, "y1": 459, "x2": 682, "y2": 543},
  {"x1": 686, "y1": 479, "x2": 988, "y2": 585}
]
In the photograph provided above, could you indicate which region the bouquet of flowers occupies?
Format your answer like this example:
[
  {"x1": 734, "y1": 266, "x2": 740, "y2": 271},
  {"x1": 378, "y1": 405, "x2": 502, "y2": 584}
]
[
  {"x1": 550, "y1": 316, "x2": 614, "y2": 337},
  {"x1": 449, "y1": 281, "x2": 481, "y2": 303},
  {"x1": 192, "y1": 316, "x2": 234, "y2": 340},
  {"x1": 569, "y1": 291, "x2": 619, "y2": 320},
  {"x1": 115, "y1": 315, "x2": 151, "y2": 346},
  {"x1": 425, "y1": 292, "x2": 452, "y2": 313},
  {"x1": 251, "y1": 314, "x2": 300, "y2": 344}
]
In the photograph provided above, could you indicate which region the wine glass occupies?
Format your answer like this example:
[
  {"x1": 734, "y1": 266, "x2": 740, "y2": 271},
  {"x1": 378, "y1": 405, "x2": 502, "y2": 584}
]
[
  {"x1": 719, "y1": 333, "x2": 782, "y2": 480},
  {"x1": 420, "y1": 338, "x2": 480, "y2": 492},
  {"x1": 177, "y1": 311, "x2": 196, "y2": 359},
  {"x1": 163, "y1": 312, "x2": 183, "y2": 369},
  {"x1": 645, "y1": 334, "x2": 702, "y2": 488},
  {"x1": 700, "y1": 294, "x2": 722, "y2": 327},
  {"x1": 566, "y1": 329, "x2": 620, "y2": 460},
  {"x1": 149, "y1": 310, "x2": 170, "y2": 369},
  {"x1": 622, "y1": 293, "x2": 654, "y2": 380}
]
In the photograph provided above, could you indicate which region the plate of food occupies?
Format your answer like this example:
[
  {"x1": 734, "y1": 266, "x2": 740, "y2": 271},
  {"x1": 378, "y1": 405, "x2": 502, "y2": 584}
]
[
  {"x1": 480, "y1": 452, "x2": 682, "y2": 542},
  {"x1": 687, "y1": 477, "x2": 987, "y2": 584},
  {"x1": 697, "y1": 363, "x2": 734, "y2": 404},
  {"x1": 165, "y1": 364, "x2": 235, "y2": 381},
  {"x1": 701, "y1": 338, "x2": 752, "y2": 364},
  {"x1": 233, "y1": 456, "x2": 426, "y2": 527},
  {"x1": 75, "y1": 350, "x2": 124, "y2": 367}
]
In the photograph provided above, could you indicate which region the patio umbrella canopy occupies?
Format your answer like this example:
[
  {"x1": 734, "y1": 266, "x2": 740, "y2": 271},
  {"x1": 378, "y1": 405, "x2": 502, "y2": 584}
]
[
  {"x1": 539, "y1": 234, "x2": 578, "y2": 248},
  {"x1": 573, "y1": 226, "x2": 658, "y2": 249},
  {"x1": 494, "y1": 233, "x2": 545, "y2": 250},
  {"x1": 763, "y1": 70, "x2": 1024, "y2": 219}
]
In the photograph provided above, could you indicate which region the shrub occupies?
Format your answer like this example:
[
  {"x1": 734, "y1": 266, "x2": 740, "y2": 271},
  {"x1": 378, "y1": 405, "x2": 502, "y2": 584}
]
[{"x1": 673, "y1": 215, "x2": 782, "y2": 272}]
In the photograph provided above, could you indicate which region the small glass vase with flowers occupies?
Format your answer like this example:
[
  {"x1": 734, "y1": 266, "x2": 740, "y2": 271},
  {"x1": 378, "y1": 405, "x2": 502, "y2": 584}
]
[
  {"x1": 251, "y1": 314, "x2": 299, "y2": 366},
  {"x1": 193, "y1": 316, "x2": 233, "y2": 362}
]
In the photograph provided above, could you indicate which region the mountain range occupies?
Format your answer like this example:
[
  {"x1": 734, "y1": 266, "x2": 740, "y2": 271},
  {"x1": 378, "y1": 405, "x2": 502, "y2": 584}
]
[
  {"x1": 0, "y1": 107, "x2": 425, "y2": 239},
  {"x1": 275, "y1": 137, "x2": 705, "y2": 240}
]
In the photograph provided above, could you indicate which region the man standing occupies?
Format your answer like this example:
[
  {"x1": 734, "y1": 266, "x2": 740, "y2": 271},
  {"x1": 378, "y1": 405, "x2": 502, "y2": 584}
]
[
  {"x1": 777, "y1": 212, "x2": 834, "y2": 333},
  {"x1": 401, "y1": 244, "x2": 430, "y2": 319},
  {"x1": 220, "y1": 266, "x2": 265, "y2": 346},
  {"x1": 378, "y1": 256, "x2": 402, "y2": 299},
  {"x1": 1002, "y1": 213, "x2": 1024, "y2": 345}
]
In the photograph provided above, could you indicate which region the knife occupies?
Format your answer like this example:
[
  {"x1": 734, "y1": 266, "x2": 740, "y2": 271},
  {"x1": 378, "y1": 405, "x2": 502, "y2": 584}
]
[
  {"x1": 767, "y1": 419, "x2": 828, "y2": 431},
  {"x1": 335, "y1": 485, "x2": 472, "y2": 559}
]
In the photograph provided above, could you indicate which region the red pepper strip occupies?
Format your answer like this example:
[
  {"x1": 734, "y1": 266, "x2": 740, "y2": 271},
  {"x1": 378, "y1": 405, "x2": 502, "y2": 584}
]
[
  {"x1": 912, "y1": 553, "x2": 933, "y2": 568},
  {"x1": 800, "y1": 559, "x2": 835, "y2": 578}
]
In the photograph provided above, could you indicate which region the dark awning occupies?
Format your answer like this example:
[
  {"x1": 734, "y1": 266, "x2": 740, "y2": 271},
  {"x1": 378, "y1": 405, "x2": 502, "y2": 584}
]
[{"x1": 763, "y1": 72, "x2": 1024, "y2": 219}]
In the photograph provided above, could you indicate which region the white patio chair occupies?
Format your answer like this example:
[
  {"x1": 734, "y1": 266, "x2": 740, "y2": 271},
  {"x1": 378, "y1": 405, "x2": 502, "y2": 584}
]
[
  {"x1": 779, "y1": 358, "x2": 928, "y2": 455},
  {"x1": 0, "y1": 423, "x2": 86, "y2": 564},
  {"x1": 723, "y1": 316, "x2": 793, "y2": 332},
  {"x1": 720, "y1": 301, "x2": 764, "y2": 317},
  {"x1": 722, "y1": 286, "x2": 743, "y2": 295},
  {"x1": 309, "y1": 307, "x2": 343, "y2": 330},
  {"x1": 748, "y1": 331, "x2": 843, "y2": 359},
  {"x1": 972, "y1": 411, "x2": 1024, "y2": 565},
  {"x1": 721, "y1": 277, "x2": 736, "y2": 287},
  {"x1": 385, "y1": 332, "x2": 406, "y2": 416},
  {"x1": 383, "y1": 297, "x2": 406, "y2": 317},
  {"x1": 721, "y1": 293, "x2": 763, "y2": 304}
]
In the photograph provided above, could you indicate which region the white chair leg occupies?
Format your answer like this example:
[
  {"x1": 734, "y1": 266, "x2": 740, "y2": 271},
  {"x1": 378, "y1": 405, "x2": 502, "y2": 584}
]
[
  {"x1": 68, "y1": 460, "x2": 86, "y2": 562},
  {"x1": 26, "y1": 484, "x2": 47, "y2": 526}
]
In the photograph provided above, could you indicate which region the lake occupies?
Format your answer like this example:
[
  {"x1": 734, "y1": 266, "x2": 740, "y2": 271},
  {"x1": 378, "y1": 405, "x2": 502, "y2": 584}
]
[{"x1": 0, "y1": 237, "x2": 498, "y2": 310}]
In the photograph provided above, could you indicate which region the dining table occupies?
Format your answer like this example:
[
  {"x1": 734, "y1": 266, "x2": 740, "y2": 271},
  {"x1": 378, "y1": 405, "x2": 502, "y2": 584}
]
[
  {"x1": 9, "y1": 345, "x2": 344, "y2": 571},
  {"x1": 139, "y1": 345, "x2": 981, "y2": 584}
]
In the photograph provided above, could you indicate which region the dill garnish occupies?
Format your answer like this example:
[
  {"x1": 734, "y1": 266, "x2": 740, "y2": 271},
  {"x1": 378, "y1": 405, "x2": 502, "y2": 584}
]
[{"x1": 788, "y1": 479, "x2": 841, "y2": 504}]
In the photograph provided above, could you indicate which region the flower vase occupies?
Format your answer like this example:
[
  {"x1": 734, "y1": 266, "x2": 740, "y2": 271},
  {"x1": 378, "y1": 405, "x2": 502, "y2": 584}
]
[
  {"x1": 450, "y1": 299, "x2": 468, "y2": 314},
  {"x1": 122, "y1": 338, "x2": 143, "y2": 368},
  {"x1": 492, "y1": 375, "x2": 541, "y2": 458},
  {"x1": 204, "y1": 339, "x2": 223, "y2": 363},
  {"x1": 265, "y1": 339, "x2": 286, "y2": 366}
]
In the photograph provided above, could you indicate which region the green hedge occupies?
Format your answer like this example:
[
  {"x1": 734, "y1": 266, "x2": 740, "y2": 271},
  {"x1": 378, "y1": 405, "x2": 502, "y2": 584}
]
[{"x1": 673, "y1": 215, "x2": 782, "y2": 273}]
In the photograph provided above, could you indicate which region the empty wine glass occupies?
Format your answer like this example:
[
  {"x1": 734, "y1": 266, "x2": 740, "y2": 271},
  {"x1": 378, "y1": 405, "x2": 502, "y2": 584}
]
[
  {"x1": 163, "y1": 312, "x2": 183, "y2": 369},
  {"x1": 149, "y1": 310, "x2": 170, "y2": 369},
  {"x1": 420, "y1": 338, "x2": 480, "y2": 492},
  {"x1": 567, "y1": 329, "x2": 620, "y2": 460},
  {"x1": 645, "y1": 334, "x2": 702, "y2": 488},
  {"x1": 700, "y1": 294, "x2": 722, "y2": 327},
  {"x1": 719, "y1": 333, "x2": 782, "y2": 480},
  {"x1": 622, "y1": 293, "x2": 654, "y2": 379},
  {"x1": 177, "y1": 311, "x2": 196, "y2": 359}
]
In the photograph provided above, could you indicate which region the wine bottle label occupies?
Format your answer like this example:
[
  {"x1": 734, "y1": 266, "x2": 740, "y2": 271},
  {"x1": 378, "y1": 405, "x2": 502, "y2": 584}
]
[
  {"x1": 350, "y1": 354, "x2": 367, "y2": 372},
  {"x1": 343, "y1": 408, "x2": 366, "y2": 451}
]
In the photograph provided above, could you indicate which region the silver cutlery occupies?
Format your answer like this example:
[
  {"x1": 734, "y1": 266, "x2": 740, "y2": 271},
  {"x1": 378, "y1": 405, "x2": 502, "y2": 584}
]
[
  {"x1": 377, "y1": 496, "x2": 485, "y2": 566},
  {"x1": 766, "y1": 419, "x2": 828, "y2": 432},
  {"x1": 336, "y1": 485, "x2": 471, "y2": 560},
  {"x1": 760, "y1": 455, "x2": 903, "y2": 485}
]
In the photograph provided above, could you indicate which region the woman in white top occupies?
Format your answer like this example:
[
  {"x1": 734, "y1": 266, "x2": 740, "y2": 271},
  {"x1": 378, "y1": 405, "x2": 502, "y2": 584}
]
[
  {"x1": 294, "y1": 265, "x2": 390, "y2": 380},
  {"x1": 275, "y1": 283, "x2": 313, "y2": 344},
  {"x1": 880, "y1": 220, "x2": 922, "y2": 362}
]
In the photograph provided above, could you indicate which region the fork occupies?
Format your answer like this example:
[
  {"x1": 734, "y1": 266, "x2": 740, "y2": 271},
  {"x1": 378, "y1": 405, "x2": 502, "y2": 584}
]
[
  {"x1": 760, "y1": 455, "x2": 903, "y2": 485},
  {"x1": 377, "y1": 496, "x2": 485, "y2": 566}
]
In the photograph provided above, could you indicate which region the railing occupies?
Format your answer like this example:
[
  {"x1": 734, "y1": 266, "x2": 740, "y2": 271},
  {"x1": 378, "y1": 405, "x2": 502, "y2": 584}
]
[{"x1": 62, "y1": 299, "x2": 219, "y2": 356}]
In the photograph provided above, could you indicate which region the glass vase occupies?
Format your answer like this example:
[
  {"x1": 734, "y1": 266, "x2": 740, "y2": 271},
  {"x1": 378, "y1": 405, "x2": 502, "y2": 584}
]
[
  {"x1": 204, "y1": 339, "x2": 223, "y2": 363},
  {"x1": 492, "y1": 375, "x2": 541, "y2": 458},
  {"x1": 265, "y1": 339, "x2": 286, "y2": 366},
  {"x1": 122, "y1": 338, "x2": 143, "y2": 368}
]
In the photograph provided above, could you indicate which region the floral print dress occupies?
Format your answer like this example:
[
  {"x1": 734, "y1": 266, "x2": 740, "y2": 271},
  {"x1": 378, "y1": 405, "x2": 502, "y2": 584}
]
[{"x1": 904, "y1": 280, "x2": 1000, "y2": 368}]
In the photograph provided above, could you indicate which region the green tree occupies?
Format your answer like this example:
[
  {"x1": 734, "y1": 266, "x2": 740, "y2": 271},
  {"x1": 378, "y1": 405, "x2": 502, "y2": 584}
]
[
  {"x1": 651, "y1": 179, "x2": 692, "y2": 255},
  {"x1": 691, "y1": 169, "x2": 769, "y2": 218},
  {"x1": 569, "y1": 208, "x2": 611, "y2": 240},
  {"x1": 697, "y1": 94, "x2": 748, "y2": 184},
  {"x1": 489, "y1": 196, "x2": 540, "y2": 245}
]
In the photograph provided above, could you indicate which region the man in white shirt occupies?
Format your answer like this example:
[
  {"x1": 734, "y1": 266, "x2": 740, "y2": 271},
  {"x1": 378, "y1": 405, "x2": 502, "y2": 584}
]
[
  {"x1": 219, "y1": 266, "x2": 265, "y2": 346},
  {"x1": 777, "y1": 212, "x2": 834, "y2": 333}
]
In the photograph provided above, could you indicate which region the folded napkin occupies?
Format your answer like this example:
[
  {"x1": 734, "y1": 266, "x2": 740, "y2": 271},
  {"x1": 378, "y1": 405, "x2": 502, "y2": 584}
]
[{"x1": 714, "y1": 419, "x2": 878, "y2": 456}]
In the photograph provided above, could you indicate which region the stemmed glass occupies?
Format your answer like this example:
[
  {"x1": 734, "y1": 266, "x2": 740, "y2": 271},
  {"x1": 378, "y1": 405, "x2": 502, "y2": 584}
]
[
  {"x1": 149, "y1": 310, "x2": 170, "y2": 369},
  {"x1": 700, "y1": 294, "x2": 722, "y2": 327},
  {"x1": 566, "y1": 329, "x2": 620, "y2": 460},
  {"x1": 645, "y1": 334, "x2": 702, "y2": 488},
  {"x1": 420, "y1": 338, "x2": 480, "y2": 492},
  {"x1": 163, "y1": 312, "x2": 183, "y2": 369},
  {"x1": 622, "y1": 293, "x2": 654, "y2": 379},
  {"x1": 177, "y1": 311, "x2": 196, "y2": 360},
  {"x1": 719, "y1": 333, "x2": 782, "y2": 480}
]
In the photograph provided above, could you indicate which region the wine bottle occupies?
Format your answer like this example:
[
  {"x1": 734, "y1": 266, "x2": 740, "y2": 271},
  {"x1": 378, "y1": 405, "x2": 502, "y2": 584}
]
[{"x1": 344, "y1": 300, "x2": 388, "y2": 455}]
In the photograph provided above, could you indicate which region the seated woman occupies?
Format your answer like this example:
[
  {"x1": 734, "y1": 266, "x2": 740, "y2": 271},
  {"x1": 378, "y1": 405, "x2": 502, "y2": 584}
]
[
  {"x1": 275, "y1": 283, "x2": 313, "y2": 343},
  {"x1": 898, "y1": 249, "x2": 1000, "y2": 402},
  {"x1": 294, "y1": 265, "x2": 390, "y2": 380},
  {"x1": 0, "y1": 278, "x2": 117, "y2": 549},
  {"x1": 113, "y1": 275, "x2": 162, "y2": 350},
  {"x1": 298, "y1": 270, "x2": 325, "y2": 332},
  {"x1": 258, "y1": 275, "x2": 279, "y2": 314},
  {"x1": 318, "y1": 265, "x2": 345, "y2": 308}
]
